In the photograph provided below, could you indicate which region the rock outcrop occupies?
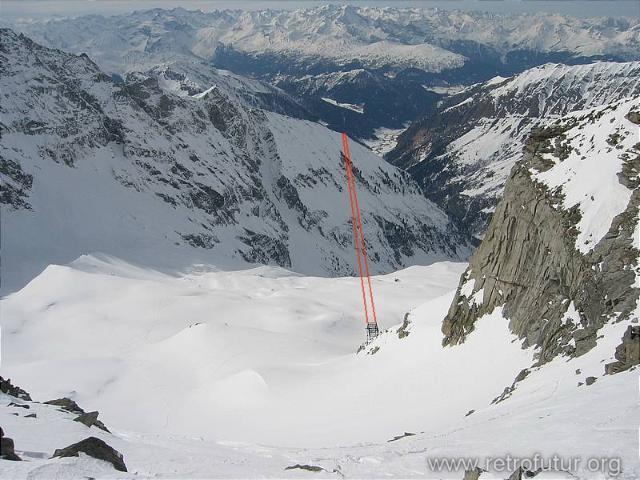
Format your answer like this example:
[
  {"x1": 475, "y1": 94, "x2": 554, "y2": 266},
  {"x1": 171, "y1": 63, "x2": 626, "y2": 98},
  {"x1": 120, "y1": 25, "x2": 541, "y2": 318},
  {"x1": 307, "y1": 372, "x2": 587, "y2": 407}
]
[
  {"x1": 605, "y1": 325, "x2": 640, "y2": 374},
  {"x1": 0, "y1": 377, "x2": 32, "y2": 401},
  {"x1": 52, "y1": 437, "x2": 127, "y2": 472},
  {"x1": 44, "y1": 398, "x2": 84, "y2": 415},
  {"x1": 442, "y1": 98, "x2": 639, "y2": 366},
  {"x1": 44, "y1": 397, "x2": 111, "y2": 431},
  {"x1": 0, "y1": 428, "x2": 21, "y2": 462},
  {"x1": 74, "y1": 411, "x2": 110, "y2": 433}
]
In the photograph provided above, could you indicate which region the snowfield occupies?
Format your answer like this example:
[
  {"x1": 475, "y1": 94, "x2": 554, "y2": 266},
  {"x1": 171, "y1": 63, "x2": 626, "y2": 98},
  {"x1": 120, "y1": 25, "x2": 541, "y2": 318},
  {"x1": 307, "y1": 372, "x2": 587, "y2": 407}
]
[
  {"x1": 1, "y1": 255, "x2": 637, "y2": 478},
  {"x1": 532, "y1": 98, "x2": 639, "y2": 254}
]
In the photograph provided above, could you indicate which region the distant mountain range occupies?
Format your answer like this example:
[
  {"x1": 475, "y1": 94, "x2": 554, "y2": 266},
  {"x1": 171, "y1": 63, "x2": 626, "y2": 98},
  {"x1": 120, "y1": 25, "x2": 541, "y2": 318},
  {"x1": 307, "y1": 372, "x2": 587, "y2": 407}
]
[{"x1": 6, "y1": 5, "x2": 640, "y2": 139}]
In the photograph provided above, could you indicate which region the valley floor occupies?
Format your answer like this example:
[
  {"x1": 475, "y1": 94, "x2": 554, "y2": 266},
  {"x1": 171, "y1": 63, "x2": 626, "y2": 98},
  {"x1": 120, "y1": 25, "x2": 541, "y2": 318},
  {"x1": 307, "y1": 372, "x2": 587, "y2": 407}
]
[{"x1": 0, "y1": 256, "x2": 637, "y2": 478}]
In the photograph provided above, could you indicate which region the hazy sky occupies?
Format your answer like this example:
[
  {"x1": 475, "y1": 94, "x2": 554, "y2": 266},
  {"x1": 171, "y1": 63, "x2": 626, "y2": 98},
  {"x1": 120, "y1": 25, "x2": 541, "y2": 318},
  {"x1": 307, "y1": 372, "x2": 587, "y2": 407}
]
[{"x1": 1, "y1": 0, "x2": 639, "y2": 19}]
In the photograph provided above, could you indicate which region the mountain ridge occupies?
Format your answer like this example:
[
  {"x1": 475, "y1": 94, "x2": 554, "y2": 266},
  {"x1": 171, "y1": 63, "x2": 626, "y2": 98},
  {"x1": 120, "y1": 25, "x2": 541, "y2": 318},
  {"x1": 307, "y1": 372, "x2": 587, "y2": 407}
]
[
  {"x1": 6, "y1": 6, "x2": 639, "y2": 139},
  {"x1": 387, "y1": 60, "x2": 640, "y2": 238},
  {"x1": 0, "y1": 28, "x2": 469, "y2": 294}
]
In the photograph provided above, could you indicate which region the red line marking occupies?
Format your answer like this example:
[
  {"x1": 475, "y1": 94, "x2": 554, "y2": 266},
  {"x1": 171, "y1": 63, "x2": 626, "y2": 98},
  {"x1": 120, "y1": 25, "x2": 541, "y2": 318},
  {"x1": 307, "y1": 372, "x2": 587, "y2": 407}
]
[
  {"x1": 342, "y1": 133, "x2": 378, "y2": 326},
  {"x1": 342, "y1": 134, "x2": 369, "y2": 324}
]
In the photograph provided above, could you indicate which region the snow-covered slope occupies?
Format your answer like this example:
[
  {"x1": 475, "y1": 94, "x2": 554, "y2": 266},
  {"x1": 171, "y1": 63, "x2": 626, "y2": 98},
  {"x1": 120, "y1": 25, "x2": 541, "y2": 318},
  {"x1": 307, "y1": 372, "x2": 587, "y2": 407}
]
[
  {"x1": 0, "y1": 29, "x2": 469, "y2": 294},
  {"x1": 1, "y1": 98, "x2": 637, "y2": 478},
  {"x1": 531, "y1": 99, "x2": 638, "y2": 254},
  {"x1": 0, "y1": 257, "x2": 468, "y2": 447},
  {"x1": 1, "y1": 256, "x2": 637, "y2": 478},
  {"x1": 387, "y1": 61, "x2": 640, "y2": 237}
]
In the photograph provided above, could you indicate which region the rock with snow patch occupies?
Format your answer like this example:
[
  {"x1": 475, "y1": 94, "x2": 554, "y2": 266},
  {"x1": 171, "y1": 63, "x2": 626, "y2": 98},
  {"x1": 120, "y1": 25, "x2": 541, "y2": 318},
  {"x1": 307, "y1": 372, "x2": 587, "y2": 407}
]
[
  {"x1": 44, "y1": 397, "x2": 85, "y2": 414},
  {"x1": 442, "y1": 99, "x2": 640, "y2": 367},
  {"x1": 52, "y1": 437, "x2": 127, "y2": 472},
  {"x1": 0, "y1": 377, "x2": 32, "y2": 401},
  {"x1": 605, "y1": 325, "x2": 640, "y2": 374},
  {"x1": 74, "y1": 411, "x2": 111, "y2": 433}
]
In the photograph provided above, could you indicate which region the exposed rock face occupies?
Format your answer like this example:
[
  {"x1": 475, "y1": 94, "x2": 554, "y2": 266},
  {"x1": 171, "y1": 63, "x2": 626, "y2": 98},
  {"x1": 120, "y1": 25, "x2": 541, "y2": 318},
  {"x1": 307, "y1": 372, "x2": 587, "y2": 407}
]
[
  {"x1": 52, "y1": 437, "x2": 127, "y2": 472},
  {"x1": 387, "y1": 62, "x2": 640, "y2": 238},
  {"x1": 442, "y1": 99, "x2": 639, "y2": 366}
]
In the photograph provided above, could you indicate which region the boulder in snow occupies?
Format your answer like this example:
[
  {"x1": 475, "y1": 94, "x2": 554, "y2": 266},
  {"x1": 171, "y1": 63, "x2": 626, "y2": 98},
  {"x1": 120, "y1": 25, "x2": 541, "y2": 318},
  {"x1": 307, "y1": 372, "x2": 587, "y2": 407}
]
[
  {"x1": 52, "y1": 437, "x2": 127, "y2": 472},
  {"x1": 0, "y1": 428, "x2": 21, "y2": 462},
  {"x1": 74, "y1": 411, "x2": 111, "y2": 432},
  {"x1": 44, "y1": 397, "x2": 85, "y2": 414},
  {"x1": 605, "y1": 326, "x2": 640, "y2": 374}
]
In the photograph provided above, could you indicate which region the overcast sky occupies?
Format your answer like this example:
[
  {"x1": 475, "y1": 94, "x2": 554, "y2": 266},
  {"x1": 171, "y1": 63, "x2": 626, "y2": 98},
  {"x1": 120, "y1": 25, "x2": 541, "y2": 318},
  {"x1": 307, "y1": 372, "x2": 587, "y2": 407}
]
[{"x1": 2, "y1": 0, "x2": 639, "y2": 19}]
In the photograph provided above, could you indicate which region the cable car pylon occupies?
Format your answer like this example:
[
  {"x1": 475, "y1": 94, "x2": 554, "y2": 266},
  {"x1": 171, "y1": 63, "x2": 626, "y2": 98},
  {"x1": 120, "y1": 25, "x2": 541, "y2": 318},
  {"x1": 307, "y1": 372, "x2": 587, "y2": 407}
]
[{"x1": 341, "y1": 133, "x2": 379, "y2": 343}]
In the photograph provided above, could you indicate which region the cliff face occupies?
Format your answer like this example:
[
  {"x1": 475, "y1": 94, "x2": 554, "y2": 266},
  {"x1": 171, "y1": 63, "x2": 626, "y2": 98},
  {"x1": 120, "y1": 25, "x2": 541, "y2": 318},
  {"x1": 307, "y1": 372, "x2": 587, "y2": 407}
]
[{"x1": 442, "y1": 98, "x2": 639, "y2": 368}]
